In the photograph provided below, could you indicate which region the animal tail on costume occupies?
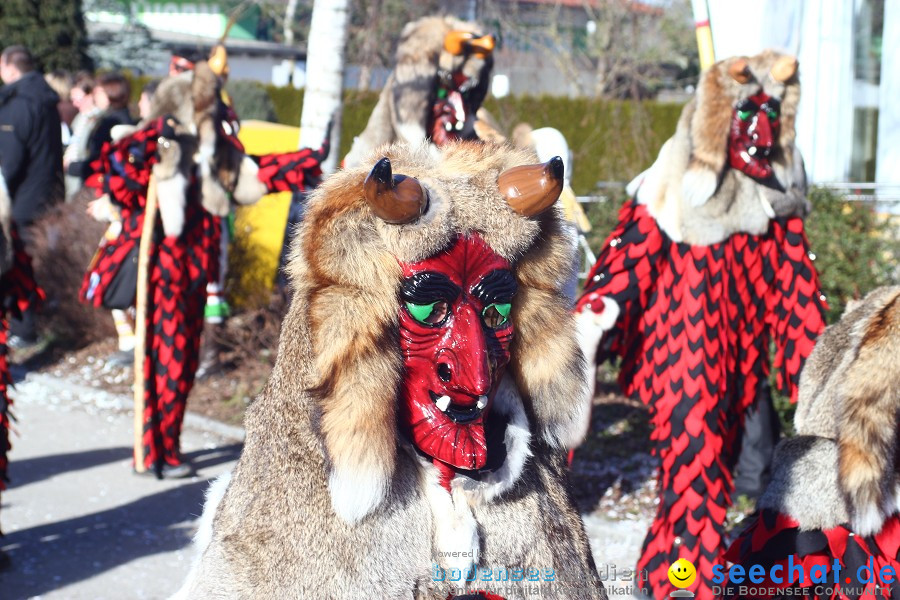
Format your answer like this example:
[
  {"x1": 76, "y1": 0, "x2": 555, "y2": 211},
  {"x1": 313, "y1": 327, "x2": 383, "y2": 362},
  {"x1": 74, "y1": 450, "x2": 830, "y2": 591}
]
[{"x1": 837, "y1": 291, "x2": 900, "y2": 535}]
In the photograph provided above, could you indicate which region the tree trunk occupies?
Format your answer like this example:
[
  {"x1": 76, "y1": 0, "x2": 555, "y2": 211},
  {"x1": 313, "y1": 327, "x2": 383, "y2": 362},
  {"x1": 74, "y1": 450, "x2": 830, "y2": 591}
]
[
  {"x1": 283, "y1": 0, "x2": 299, "y2": 83},
  {"x1": 298, "y1": 0, "x2": 350, "y2": 174}
]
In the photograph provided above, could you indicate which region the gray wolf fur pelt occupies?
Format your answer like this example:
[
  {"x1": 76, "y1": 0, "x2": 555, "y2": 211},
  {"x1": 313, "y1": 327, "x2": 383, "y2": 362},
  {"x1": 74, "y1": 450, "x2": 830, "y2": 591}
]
[
  {"x1": 174, "y1": 141, "x2": 606, "y2": 599},
  {"x1": 759, "y1": 286, "x2": 900, "y2": 535}
]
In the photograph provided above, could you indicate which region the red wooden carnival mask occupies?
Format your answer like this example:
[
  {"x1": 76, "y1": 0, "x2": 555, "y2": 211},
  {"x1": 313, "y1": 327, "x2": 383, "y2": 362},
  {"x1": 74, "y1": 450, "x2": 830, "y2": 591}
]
[
  {"x1": 728, "y1": 91, "x2": 780, "y2": 181},
  {"x1": 398, "y1": 233, "x2": 515, "y2": 473}
]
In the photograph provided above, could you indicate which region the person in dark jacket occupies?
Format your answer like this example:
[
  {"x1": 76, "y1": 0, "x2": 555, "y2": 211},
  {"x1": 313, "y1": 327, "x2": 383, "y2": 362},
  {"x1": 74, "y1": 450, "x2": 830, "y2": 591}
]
[
  {"x1": 0, "y1": 45, "x2": 63, "y2": 347},
  {"x1": 0, "y1": 46, "x2": 63, "y2": 229},
  {"x1": 66, "y1": 72, "x2": 134, "y2": 182}
]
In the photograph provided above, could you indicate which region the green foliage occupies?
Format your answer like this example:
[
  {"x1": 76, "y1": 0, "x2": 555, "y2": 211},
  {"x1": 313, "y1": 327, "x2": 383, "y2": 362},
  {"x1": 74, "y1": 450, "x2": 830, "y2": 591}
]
[
  {"x1": 482, "y1": 96, "x2": 683, "y2": 194},
  {"x1": 804, "y1": 187, "x2": 900, "y2": 322},
  {"x1": 264, "y1": 84, "x2": 304, "y2": 126},
  {"x1": 0, "y1": 0, "x2": 92, "y2": 72},
  {"x1": 338, "y1": 89, "x2": 379, "y2": 157},
  {"x1": 227, "y1": 80, "x2": 276, "y2": 122}
]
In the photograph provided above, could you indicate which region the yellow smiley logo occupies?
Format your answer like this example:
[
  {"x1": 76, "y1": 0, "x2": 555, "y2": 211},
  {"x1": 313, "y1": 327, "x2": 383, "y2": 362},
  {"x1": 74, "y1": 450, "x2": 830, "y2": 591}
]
[{"x1": 667, "y1": 558, "x2": 697, "y2": 588}]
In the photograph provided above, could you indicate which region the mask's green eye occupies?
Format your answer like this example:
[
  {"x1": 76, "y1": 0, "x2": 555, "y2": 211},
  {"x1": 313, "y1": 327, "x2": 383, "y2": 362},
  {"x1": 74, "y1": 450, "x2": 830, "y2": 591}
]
[
  {"x1": 767, "y1": 110, "x2": 778, "y2": 120},
  {"x1": 738, "y1": 109, "x2": 753, "y2": 121},
  {"x1": 406, "y1": 300, "x2": 450, "y2": 325},
  {"x1": 482, "y1": 303, "x2": 511, "y2": 328}
]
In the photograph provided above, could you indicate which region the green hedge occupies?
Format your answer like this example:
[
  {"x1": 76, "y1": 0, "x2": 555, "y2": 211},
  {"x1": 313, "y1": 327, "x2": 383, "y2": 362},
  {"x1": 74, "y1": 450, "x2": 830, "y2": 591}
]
[
  {"x1": 126, "y1": 76, "x2": 685, "y2": 190},
  {"x1": 232, "y1": 82, "x2": 684, "y2": 191}
]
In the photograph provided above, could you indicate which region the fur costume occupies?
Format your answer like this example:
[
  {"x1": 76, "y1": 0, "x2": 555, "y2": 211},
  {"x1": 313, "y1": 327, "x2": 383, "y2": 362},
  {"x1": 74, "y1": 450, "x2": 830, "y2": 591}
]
[
  {"x1": 727, "y1": 286, "x2": 900, "y2": 599},
  {"x1": 79, "y1": 62, "x2": 326, "y2": 476},
  {"x1": 343, "y1": 15, "x2": 494, "y2": 168},
  {"x1": 574, "y1": 50, "x2": 827, "y2": 600},
  {"x1": 175, "y1": 141, "x2": 606, "y2": 600},
  {"x1": 0, "y1": 170, "x2": 44, "y2": 528}
]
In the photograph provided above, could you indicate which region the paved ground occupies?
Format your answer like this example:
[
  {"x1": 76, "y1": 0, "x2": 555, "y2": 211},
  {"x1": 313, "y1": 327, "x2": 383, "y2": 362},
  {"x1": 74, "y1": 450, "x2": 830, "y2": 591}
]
[
  {"x1": 0, "y1": 367, "x2": 643, "y2": 599},
  {"x1": 0, "y1": 370, "x2": 243, "y2": 600}
]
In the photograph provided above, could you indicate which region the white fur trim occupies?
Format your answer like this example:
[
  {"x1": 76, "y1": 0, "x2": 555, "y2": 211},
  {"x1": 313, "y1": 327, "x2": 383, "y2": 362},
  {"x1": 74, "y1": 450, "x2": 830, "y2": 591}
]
[
  {"x1": 852, "y1": 502, "x2": 886, "y2": 537},
  {"x1": 328, "y1": 466, "x2": 387, "y2": 524},
  {"x1": 156, "y1": 172, "x2": 188, "y2": 237},
  {"x1": 757, "y1": 187, "x2": 776, "y2": 219},
  {"x1": 395, "y1": 122, "x2": 428, "y2": 147},
  {"x1": 192, "y1": 471, "x2": 231, "y2": 554},
  {"x1": 681, "y1": 165, "x2": 718, "y2": 207},
  {"x1": 110, "y1": 124, "x2": 138, "y2": 143},
  {"x1": 460, "y1": 374, "x2": 533, "y2": 503},
  {"x1": 572, "y1": 302, "x2": 619, "y2": 443},
  {"x1": 231, "y1": 156, "x2": 268, "y2": 206},
  {"x1": 626, "y1": 169, "x2": 647, "y2": 199},
  {"x1": 420, "y1": 461, "x2": 479, "y2": 575},
  {"x1": 170, "y1": 471, "x2": 232, "y2": 600}
]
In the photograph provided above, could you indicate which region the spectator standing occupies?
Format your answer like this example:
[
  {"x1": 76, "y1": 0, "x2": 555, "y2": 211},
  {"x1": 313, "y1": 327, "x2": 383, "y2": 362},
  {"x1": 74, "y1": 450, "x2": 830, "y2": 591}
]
[
  {"x1": 64, "y1": 73, "x2": 102, "y2": 200},
  {"x1": 66, "y1": 72, "x2": 134, "y2": 183},
  {"x1": 0, "y1": 45, "x2": 64, "y2": 348}
]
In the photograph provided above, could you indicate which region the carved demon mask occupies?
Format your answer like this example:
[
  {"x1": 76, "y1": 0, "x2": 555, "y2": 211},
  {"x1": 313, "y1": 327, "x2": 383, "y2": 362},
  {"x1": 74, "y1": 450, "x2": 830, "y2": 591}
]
[
  {"x1": 728, "y1": 92, "x2": 780, "y2": 180},
  {"x1": 360, "y1": 153, "x2": 564, "y2": 483},
  {"x1": 431, "y1": 30, "x2": 495, "y2": 145},
  {"x1": 724, "y1": 55, "x2": 796, "y2": 183},
  {"x1": 399, "y1": 233, "x2": 516, "y2": 472}
]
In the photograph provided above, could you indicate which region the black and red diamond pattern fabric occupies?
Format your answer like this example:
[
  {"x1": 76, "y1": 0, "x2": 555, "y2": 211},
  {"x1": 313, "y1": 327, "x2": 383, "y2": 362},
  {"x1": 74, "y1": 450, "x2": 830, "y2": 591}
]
[
  {"x1": 81, "y1": 116, "x2": 221, "y2": 472},
  {"x1": 0, "y1": 228, "x2": 45, "y2": 529},
  {"x1": 726, "y1": 510, "x2": 900, "y2": 599},
  {"x1": 575, "y1": 200, "x2": 827, "y2": 600},
  {"x1": 253, "y1": 145, "x2": 326, "y2": 195}
]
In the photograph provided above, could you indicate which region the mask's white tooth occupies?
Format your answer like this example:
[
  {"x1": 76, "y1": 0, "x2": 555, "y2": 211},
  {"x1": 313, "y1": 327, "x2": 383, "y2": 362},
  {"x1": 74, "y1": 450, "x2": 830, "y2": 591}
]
[
  {"x1": 476, "y1": 396, "x2": 488, "y2": 410},
  {"x1": 435, "y1": 395, "x2": 451, "y2": 412}
]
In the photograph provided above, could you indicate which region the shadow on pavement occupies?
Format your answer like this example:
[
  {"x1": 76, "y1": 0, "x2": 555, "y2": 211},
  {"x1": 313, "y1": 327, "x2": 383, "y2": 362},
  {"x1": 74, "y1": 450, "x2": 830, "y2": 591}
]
[
  {"x1": 9, "y1": 446, "x2": 132, "y2": 488},
  {"x1": 0, "y1": 478, "x2": 210, "y2": 597},
  {"x1": 184, "y1": 443, "x2": 242, "y2": 473}
]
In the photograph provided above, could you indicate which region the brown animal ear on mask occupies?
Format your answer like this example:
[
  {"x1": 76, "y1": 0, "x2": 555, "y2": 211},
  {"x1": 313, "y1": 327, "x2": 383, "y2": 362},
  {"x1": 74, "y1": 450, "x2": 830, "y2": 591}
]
[
  {"x1": 498, "y1": 157, "x2": 564, "y2": 217},
  {"x1": 728, "y1": 58, "x2": 752, "y2": 83},
  {"x1": 364, "y1": 157, "x2": 428, "y2": 224},
  {"x1": 770, "y1": 54, "x2": 798, "y2": 82}
]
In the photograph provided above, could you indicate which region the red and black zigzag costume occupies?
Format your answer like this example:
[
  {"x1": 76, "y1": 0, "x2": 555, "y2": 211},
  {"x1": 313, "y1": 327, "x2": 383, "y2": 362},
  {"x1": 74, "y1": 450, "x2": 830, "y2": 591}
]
[
  {"x1": 79, "y1": 116, "x2": 323, "y2": 474},
  {"x1": 574, "y1": 199, "x2": 827, "y2": 599},
  {"x1": 0, "y1": 230, "x2": 44, "y2": 526},
  {"x1": 725, "y1": 510, "x2": 900, "y2": 599}
]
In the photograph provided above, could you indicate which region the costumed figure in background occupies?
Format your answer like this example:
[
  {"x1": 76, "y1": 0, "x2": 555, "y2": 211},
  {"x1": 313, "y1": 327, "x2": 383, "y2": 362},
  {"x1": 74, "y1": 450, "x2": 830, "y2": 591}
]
[
  {"x1": 175, "y1": 141, "x2": 606, "y2": 600},
  {"x1": 727, "y1": 286, "x2": 900, "y2": 599},
  {"x1": 79, "y1": 48, "x2": 326, "y2": 479},
  {"x1": 573, "y1": 51, "x2": 827, "y2": 599},
  {"x1": 0, "y1": 169, "x2": 44, "y2": 567},
  {"x1": 343, "y1": 15, "x2": 495, "y2": 167}
]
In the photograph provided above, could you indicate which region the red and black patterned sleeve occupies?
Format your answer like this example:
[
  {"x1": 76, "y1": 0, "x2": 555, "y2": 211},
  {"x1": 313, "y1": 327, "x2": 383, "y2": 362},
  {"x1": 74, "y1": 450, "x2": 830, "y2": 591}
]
[
  {"x1": 85, "y1": 118, "x2": 163, "y2": 211},
  {"x1": 252, "y1": 146, "x2": 325, "y2": 195},
  {"x1": 767, "y1": 217, "x2": 828, "y2": 402},
  {"x1": 575, "y1": 200, "x2": 667, "y2": 367}
]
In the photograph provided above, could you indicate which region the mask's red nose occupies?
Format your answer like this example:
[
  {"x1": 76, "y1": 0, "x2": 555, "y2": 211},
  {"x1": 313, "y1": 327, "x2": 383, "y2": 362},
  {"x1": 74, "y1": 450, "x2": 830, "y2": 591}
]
[
  {"x1": 750, "y1": 111, "x2": 775, "y2": 157},
  {"x1": 434, "y1": 303, "x2": 491, "y2": 403}
]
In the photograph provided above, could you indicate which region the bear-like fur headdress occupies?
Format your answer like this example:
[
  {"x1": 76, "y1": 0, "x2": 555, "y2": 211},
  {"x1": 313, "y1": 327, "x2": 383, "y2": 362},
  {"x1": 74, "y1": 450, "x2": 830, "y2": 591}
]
[
  {"x1": 284, "y1": 140, "x2": 590, "y2": 520},
  {"x1": 631, "y1": 49, "x2": 806, "y2": 245}
]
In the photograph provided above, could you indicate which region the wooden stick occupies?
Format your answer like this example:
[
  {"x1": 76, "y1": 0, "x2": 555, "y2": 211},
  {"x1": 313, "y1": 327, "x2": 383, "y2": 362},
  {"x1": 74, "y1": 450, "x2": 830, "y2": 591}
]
[{"x1": 133, "y1": 175, "x2": 159, "y2": 473}]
